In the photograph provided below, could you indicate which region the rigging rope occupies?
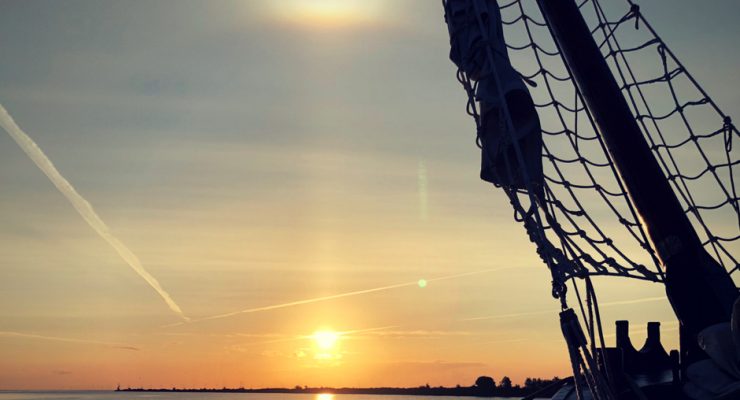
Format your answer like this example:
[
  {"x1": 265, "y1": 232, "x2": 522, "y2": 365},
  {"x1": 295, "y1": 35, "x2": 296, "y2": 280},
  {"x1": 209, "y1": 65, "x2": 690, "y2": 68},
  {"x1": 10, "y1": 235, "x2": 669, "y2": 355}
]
[
  {"x1": 444, "y1": 0, "x2": 738, "y2": 396},
  {"x1": 446, "y1": 0, "x2": 739, "y2": 288},
  {"x1": 587, "y1": 0, "x2": 739, "y2": 272}
]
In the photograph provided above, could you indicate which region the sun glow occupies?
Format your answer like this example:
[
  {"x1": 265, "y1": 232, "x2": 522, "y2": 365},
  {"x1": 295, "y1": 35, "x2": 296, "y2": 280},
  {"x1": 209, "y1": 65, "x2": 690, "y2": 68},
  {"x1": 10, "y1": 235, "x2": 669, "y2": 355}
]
[
  {"x1": 267, "y1": 0, "x2": 388, "y2": 28},
  {"x1": 316, "y1": 394, "x2": 335, "y2": 400}
]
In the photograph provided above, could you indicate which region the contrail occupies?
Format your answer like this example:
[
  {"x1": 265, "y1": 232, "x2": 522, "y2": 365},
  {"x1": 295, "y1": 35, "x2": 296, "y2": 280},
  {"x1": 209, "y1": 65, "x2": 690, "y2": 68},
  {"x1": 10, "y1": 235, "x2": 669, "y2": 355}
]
[
  {"x1": 166, "y1": 267, "x2": 520, "y2": 327},
  {"x1": 0, "y1": 104, "x2": 188, "y2": 321},
  {"x1": 0, "y1": 331, "x2": 140, "y2": 351}
]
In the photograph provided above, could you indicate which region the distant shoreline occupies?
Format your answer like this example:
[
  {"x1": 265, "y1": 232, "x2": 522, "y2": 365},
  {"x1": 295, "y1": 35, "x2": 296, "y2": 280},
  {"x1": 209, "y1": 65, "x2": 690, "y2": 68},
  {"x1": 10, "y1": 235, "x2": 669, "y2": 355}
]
[
  {"x1": 117, "y1": 387, "x2": 491, "y2": 396},
  {"x1": 117, "y1": 381, "x2": 564, "y2": 398}
]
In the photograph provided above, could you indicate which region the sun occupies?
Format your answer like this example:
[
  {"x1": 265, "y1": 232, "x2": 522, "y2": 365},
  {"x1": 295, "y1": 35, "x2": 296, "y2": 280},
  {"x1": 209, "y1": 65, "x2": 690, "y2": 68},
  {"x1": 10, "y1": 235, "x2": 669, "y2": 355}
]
[{"x1": 313, "y1": 330, "x2": 339, "y2": 350}]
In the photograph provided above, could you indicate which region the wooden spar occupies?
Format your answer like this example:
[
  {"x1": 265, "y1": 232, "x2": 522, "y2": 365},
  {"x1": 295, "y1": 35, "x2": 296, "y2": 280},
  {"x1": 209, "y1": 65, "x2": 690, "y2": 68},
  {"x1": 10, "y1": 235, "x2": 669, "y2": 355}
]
[{"x1": 535, "y1": 0, "x2": 738, "y2": 363}]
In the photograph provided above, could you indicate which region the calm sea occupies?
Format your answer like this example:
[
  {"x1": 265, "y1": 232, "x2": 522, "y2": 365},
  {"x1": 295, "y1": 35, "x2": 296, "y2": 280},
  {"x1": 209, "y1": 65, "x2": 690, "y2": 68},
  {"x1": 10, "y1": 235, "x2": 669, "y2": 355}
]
[{"x1": 0, "y1": 392, "x2": 540, "y2": 400}]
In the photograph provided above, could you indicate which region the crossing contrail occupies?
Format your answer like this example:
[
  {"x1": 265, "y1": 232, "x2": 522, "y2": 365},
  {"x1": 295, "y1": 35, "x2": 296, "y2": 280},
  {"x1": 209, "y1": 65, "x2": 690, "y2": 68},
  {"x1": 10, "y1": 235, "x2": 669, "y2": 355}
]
[
  {"x1": 166, "y1": 267, "x2": 520, "y2": 327},
  {"x1": 0, "y1": 104, "x2": 188, "y2": 321},
  {"x1": 0, "y1": 331, "x2": 140, "y2": 351}
]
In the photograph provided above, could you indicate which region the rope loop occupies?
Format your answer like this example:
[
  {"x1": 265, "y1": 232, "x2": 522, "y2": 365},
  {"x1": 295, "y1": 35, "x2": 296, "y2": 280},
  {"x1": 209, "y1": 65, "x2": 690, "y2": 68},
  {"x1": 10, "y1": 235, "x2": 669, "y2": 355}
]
[
  {"x1": 629, "y1": 4, "x2": 641, "y2": 29},
  {"x1": 723, "y1": 116, "x2": 734, "y2": 152},
  {"x1": 552, "y1": 280, "x2": 568, "y2": 304},
  {"x1": 657, "y1": 43, "x2": 667, "y2": 63}
]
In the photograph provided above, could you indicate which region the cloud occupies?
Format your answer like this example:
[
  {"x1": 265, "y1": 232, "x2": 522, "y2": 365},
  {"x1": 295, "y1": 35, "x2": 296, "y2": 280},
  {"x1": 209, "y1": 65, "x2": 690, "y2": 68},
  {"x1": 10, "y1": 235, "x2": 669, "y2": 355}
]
[
  {"x1": 387, "y1": 360, "x2": 488, "y2": 370},
  {"x1": 0, "y1": 331, "x2": 140, "y2": 351},
  {"x1": 113, "y1": 346, "x2": 142, "y2": 351},
  {"x1": 602, "y1": 320, "x2": 679, "y2": 339},
  {"x1": 462, "y1": 295, "x2": 666, "y2": 322},
  {"x1": 461, "y1": 310, "x2": 553, "y2": 322},
  {"x1": 599, "y1": 296, "x2": 665, "y2": 307},
  {"x1": 155, "y1": 332, "x2": 290, "y2": 339},
  {"x1": 351, "y1": 330, "x2": 473, "y2": 338},
  {"x1": 53, "y1": 370, "x2": 72, "y2": 375}
]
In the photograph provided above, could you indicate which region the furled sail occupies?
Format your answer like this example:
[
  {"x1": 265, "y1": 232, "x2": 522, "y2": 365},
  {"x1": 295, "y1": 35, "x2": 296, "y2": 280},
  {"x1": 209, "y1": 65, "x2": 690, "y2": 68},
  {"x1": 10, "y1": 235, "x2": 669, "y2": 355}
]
[{"x1": 445, "y1": 0, "x2": 543, "y2": 192}]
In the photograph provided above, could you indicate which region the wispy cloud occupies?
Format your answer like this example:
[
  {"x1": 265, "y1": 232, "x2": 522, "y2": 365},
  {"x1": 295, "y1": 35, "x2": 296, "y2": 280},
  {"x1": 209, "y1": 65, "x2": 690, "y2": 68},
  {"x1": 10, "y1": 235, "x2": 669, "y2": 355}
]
[
  {"x1": 461, "y1": 310, "x2": 553, "y2": 322},
  {"x1": 0, "y1": 104, "x2": 188, "y2": 321},
  {"x1": 385, "y1": 360, "x2": 488, "y2": 370},
  {"x1": 156, "y1": 332, "x2": 292, "y2": 339},
  {"x1": 0, "y1": 331, "x2": 140, "y2": 351},
  {"x1": 53, "y1": 370, "x2": 72, "y2": 375},
  {"x1": 220, "y1": 327, "x2": 397, "y2": 349},
  {"x1": 599, "y1": 296, "x2": 665, "y2": 307},
  {"x1": 461, "y1": 295, "x2": 666, "y2": 322},
  {"x1": 349, "y1": 330, "x2": 473, "y2": 338},
  {"x1": 602, "y1": 320, "x2": 679, "y2": 339}
]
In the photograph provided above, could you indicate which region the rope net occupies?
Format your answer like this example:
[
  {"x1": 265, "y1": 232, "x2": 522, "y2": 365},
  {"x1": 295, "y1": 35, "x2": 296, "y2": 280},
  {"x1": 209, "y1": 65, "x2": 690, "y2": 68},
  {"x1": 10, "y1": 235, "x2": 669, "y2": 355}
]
[{"x1": 443, "y1": 0, "x2": 739, "y2": 296}]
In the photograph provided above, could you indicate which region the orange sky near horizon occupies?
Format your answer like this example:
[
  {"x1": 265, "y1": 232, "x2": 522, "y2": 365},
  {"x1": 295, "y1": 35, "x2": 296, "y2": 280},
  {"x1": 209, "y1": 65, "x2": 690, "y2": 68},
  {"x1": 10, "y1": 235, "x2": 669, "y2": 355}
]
[{"x1": 1, "y1": 0, "x2": 738, "y2": 391}]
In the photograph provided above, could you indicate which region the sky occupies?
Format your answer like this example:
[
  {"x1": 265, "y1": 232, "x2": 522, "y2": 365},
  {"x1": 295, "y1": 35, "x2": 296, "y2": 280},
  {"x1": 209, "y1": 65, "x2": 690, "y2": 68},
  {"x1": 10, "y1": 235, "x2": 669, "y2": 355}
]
[{"x1": 0, "y1": 0, "x2": 739, "y2": 391}]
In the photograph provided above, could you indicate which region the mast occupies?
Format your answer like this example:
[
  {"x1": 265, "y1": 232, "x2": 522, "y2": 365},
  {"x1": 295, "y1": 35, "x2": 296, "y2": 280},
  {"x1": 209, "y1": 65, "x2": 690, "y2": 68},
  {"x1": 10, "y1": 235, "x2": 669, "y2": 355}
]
[{"x1": 536, "y1": 0, "x2": 738, "y2": 363}]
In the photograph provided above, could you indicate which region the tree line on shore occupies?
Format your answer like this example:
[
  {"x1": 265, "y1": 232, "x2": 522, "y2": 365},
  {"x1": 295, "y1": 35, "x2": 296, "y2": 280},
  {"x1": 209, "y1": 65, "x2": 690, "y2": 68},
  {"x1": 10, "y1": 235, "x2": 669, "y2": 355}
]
[{"x1": 117, "y1": 375, "x2": 563, "y2": 397}]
